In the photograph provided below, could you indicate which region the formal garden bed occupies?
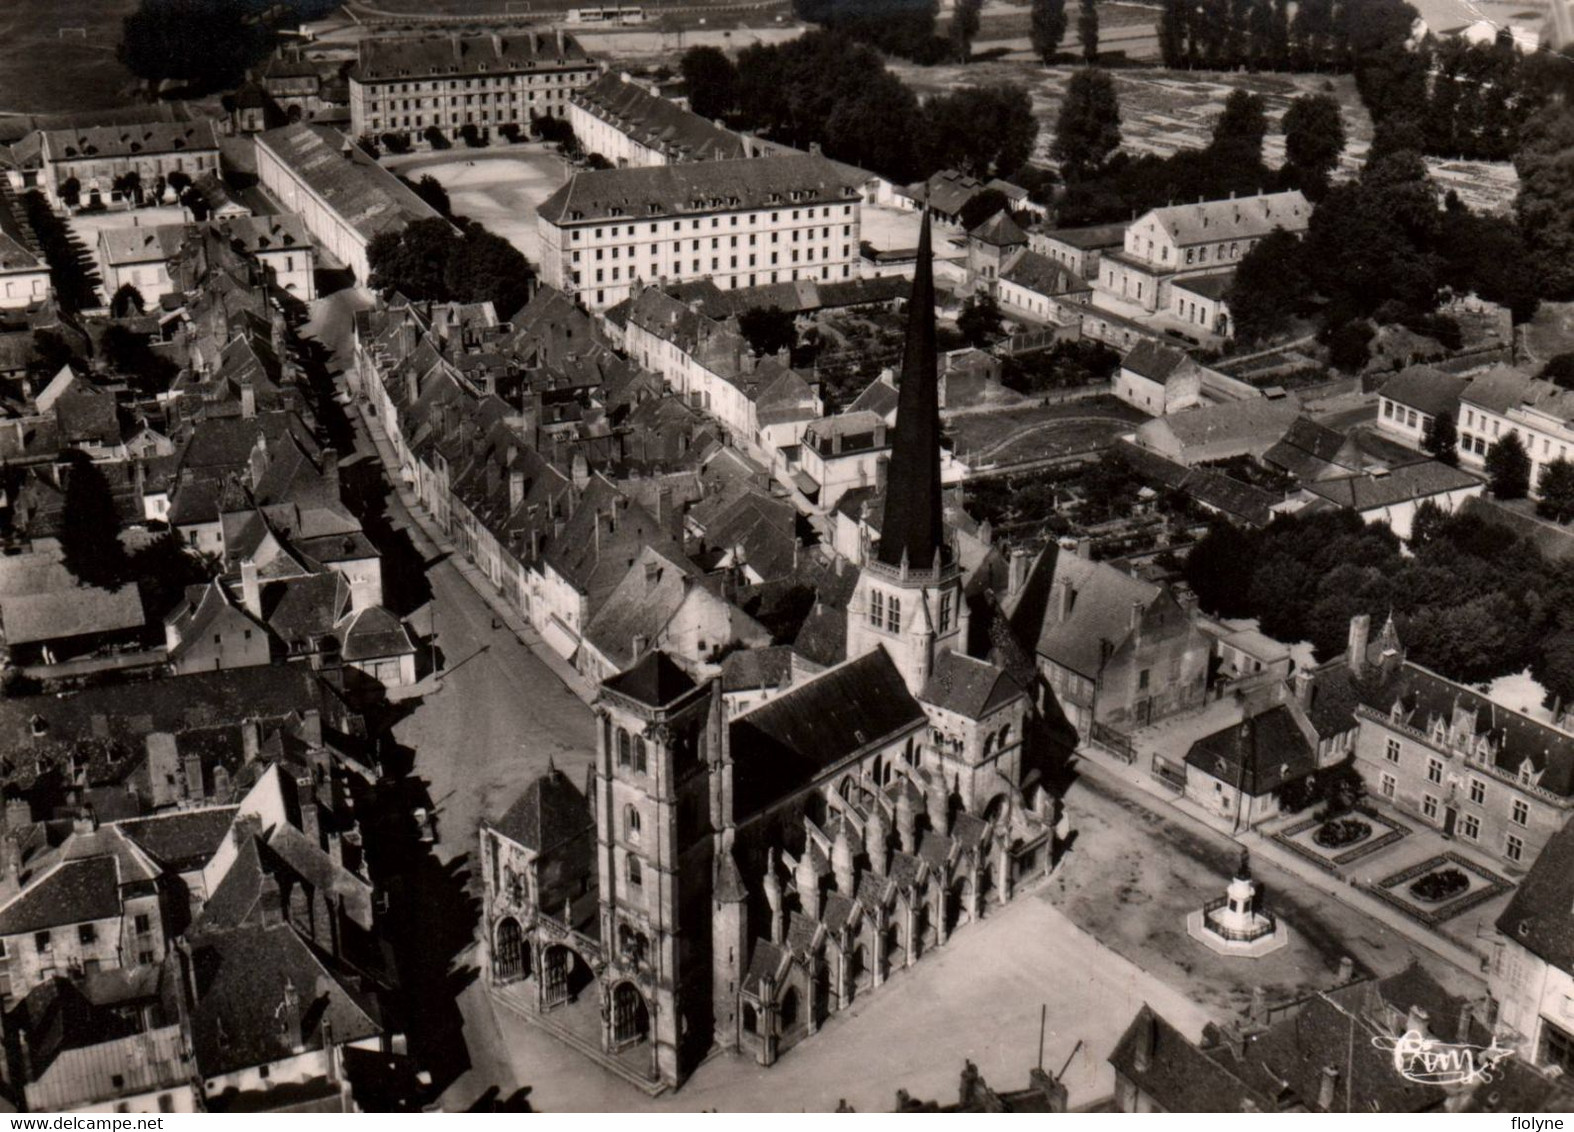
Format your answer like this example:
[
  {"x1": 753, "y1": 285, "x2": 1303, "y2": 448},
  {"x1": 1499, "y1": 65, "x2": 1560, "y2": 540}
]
[
  {"x1": 1367, "y1": 852, "x2": 1514, "y2": 927},
  {"x1": 1272, "y1": 807, "x2": 1412, "y2": 873}
]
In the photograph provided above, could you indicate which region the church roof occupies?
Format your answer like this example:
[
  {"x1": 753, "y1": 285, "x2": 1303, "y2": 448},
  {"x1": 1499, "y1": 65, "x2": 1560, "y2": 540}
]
[{"x1": 877, "y1": 212, "x2": 946, "y2": 570}]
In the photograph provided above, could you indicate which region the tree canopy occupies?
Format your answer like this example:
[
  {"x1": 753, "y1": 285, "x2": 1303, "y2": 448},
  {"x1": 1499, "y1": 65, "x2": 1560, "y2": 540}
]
[
  {"x1": 1421, "y1": 409, "x2": 1458, "y2": 466},
  {"x1": 738, "y1": 306, "x2": 797, "y2": 357},
  {"x1": 1077, "y1": 0, "x2": 1099, "y2": 62},
  {"x1": 60, "y1": 456, "x2": 129, "y2": 590},
  {"x1": 119, "y1": 0, "x2": 278, "y2": 92},
  {"x1": 1486, "y1": 432, "x2": 1532, "y2": 500},
  {"x1": 1538, "y1": 459, "x2": 1574, "y2": 524},
  {"x1": 1052, "y1": 68, "x2": 1122, "y2": 178},
  {"x1": 368, "y1": 217, "x2": 536, "y2": 320},
  {"x1": 1030, "y1": 0, "x2": 1068, "y2": 63},
  {"x1": 1281, "y1": 92, "x2": 1346, "y2": 194},
  {"x1": 681, "y1": 46, "x2": 738, "y2": 119},
  {"x1": 1223, "y1": 229, "x2": 1310, "y2": 345}
]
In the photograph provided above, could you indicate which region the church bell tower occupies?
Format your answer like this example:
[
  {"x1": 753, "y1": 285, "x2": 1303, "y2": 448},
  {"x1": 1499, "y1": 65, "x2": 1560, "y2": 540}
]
[{"x1": 846, "y1": 211, "x2": 967, "y2": 694}]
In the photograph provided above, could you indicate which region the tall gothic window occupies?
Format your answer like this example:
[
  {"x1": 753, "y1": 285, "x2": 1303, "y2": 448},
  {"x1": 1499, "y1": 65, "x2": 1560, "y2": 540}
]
[
  {"x1": 870, "y1": 589, "x2": 884, "y2": 628},
  {"x1": 886, "y1": 596, "x2": 902, "y2": 633},
  {"x1": 938, "y1": 591, "x2": 952, "y2": 633}
]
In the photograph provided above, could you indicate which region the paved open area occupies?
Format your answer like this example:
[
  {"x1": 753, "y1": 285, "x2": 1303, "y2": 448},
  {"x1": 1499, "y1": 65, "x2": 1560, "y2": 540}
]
[{"x1": 384, "y1": 147, "x2": 571, "y2": 265}]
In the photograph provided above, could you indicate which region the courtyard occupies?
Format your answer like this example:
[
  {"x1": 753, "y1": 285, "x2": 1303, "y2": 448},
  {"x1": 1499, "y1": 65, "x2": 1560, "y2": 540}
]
[
  {"x1": 382, "y1": 146, "x2": 571, "y2": 265},
  {"x1": 944, "y1": 397, "x2": 1146, "y2": 469}
]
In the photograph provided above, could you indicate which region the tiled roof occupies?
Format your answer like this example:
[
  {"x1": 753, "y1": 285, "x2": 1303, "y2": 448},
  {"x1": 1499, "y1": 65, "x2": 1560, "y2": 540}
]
[
  {"x1": 721, "y1": 643, "x2": 795, "y2": 692},
  {"x1": 117, "y1": 807, "x2": 238, "y2": 874},
  {"x1": 338, "y1": 606, "x2": 414, "y2": 661},
  {"x1": 1143, "y1": 396, "x2": 1300, "y2": 450},
  {"x1": 24, "y1": 1024, "x2": 190, "y2": 1112},
  {"x1": 1464, "y1": 364, "x2": 1574, "y2": 424},
  {"x1": 729, "y1": 649, "x2": 925, "y2": 818},
  {"x1": 603, "y1": 649, "x2": 698, "y2": 708},
  {"x1": 42, "y1": 120, "x2": 219, "y2": 164},
  {"x1": 1122, "y1": 340, "x2": 1189, "y2": 384},
  {"x1": 256, "y1": 123, "x2": 442, "y2": 244},
  {"x1": 571, "y1": 72, "x2": 745, "y2": 162},
  {"x1": 98, "y1": 223, "x2": 188, "y2": 267},
  {"x1": 353, "y1": 31, "x2": 592, "y2": 82},
  {"x1": 919, "y1": 651, "x2": 1024, "y2": 719},
  {"x1": 0, "y1": 578, "x2": 145, "y2": 646},
  {"x1": 1146, "y1": 190, "x2": 1310, "y2": 247},
  {"x1": 968, "y1": 210, "x2": 1027, "y2": 248},
  {"x1": 492, "y1": 766, "x2": 593, "y2": 853},
  {"x1": 1301, "y1": 460, "x2": 1480, "y2": 512},
  {"x1": 1173, "y1": 271, "x2": 1233, "y2": 301},
  {"x1": 215, "y1": 213, "x2": 312, "y2": 256},
  {"x1": 1498, "y1": 815, "x2": 1574, "y2": 971},
  {"x1": 582, "y1": 546, "x2": 695, "y2": 671},
  {"x1": 999, "y1": 250, "x2": 1086, "y2": 298},
  {"x1": 1184, "y1": 704, "x2": 1317, "y2": 794},
  {"x1": 1185, "y1": 467, "x2": 1278, "y2": 526},
  {"x1": 0, "y1": 857, "x2": 121, "y2": 936},
  {"x1": 1379, "y1": 365, "x2": 1473, "y2": 418},
  {"x1": 538, "y1": 154, "x2": 860, "y2": 226},
  {"x1": 1036, "y1": 222, "x2": 1126, "y2": 250},
  {"x1": 1009, "y1": 543, "x2": 1161, "y2": 677}
]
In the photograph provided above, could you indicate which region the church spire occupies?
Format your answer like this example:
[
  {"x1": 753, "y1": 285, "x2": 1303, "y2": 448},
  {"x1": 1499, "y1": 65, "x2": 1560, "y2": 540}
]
[{"x1": 877, "y1": 210, "x2": 947, "y2": 571}]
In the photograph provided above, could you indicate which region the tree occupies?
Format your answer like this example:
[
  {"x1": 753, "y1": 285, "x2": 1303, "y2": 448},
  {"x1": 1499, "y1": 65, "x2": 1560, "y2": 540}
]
[
  {"x1": 1325, "y1": 320, "x2": 1374, "y2": 371},
  {"x1": 112, "y1": 171, "x2": 142, "y2": 207},
  {"x1": 682, "y1": 45, "x2": 739, "y2": 119},
  {"x1": 1282, "y1": 92, "x2": 1346, "y2": 194},
  {"x1": 110, "y1": 282, "x2": 145, "y2": 318},
  {"x1": 1485, "y1": 432, "x2": 1532, "y2": 500},
  {"x1": 1052, "y1": 68, "x2": 1121, "y2": 178},
  {"x1": 1224, "y1": 229, "x2": 1310, "y2": 344},
  {"x1": 738, "y1": 306, "x2": 797, "y2": 357},
  {"x1": 181, "y1": 188, "x2": 210, "y2": 222},
  {"x1": 951, "y1": 0, "x2": 983, "y2": 59},
  {"x1": 119, "y1": 0, "x2": 275, "y2": 92},
  {"x1": 1159, "y1": 0, "x2": 1188, "y2": 66},
  {"x1": 1078, "y1": 0, "x2": 1099, "y2": 62},
  {"x1": 959, "y1": 188, "x2": 1011, "y2": 231},
  {"x1": 1030, "y1": 0, "x2": 1068, "y2": 63},
  {"x1": 368, "y1": 218, "x2": 462, "y2": 301},
  {"x1": 922, "y1": 84, "x2": 1038, "y2": 180},
  {"x1": 166, "y1": 170, "x2": 191, "y2": 196},
  {"x1": 1409, "y1": 497, "x2": 1449, "y2": 548},
  {"x1": 423, "y1": 125, "x2": 451, "y2": 150},
  {"x1": 459, "y1": 123, "x2": 487, "y2": 148},
  {"x1": 444, "y1": 221, "x2": 536, "y2": 321},
  {"x1": 59, "y1": 455, "x2": 129, "y2": 590},
  {"x1": 60, "y1": 177, "x2": 80, "y2": 208},
  {"x1": 1211, "y1": 89, "x2": 1268, "y2": 166},
  {"x1": 957, "y1": 292, "x2": 1003, "y2": 347},
  {"x1": 1541, "y1": 353, "x2": 1574, "y2": 390},
  {"x1": 1515, "y1": 100, "x2": 1574, "y2": 299},
  {"x1": 1421, "y1": 409, "x2": 1458, "y2": 466},
  {"x1": 410, "y1": 174, "x2": 452, "y2": 217},
  {"x1": 1538, "y1": 459, "x2": 1574, "y2": 523}
]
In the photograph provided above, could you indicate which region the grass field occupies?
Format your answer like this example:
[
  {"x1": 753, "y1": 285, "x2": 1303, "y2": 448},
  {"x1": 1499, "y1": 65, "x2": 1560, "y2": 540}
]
[
  {"x1": 0, "y1": 0, "x2": 140, "y2": 116},
  {"x1": 946, "y1": 397, "x2": 1144, "y2": 466}
]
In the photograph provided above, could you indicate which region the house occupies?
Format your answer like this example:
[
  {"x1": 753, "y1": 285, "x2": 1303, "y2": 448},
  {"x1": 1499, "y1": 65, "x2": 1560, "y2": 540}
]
[
  {"x1": 164, "y1": 575, "x2": 273, "y2": 675},
  {"x1": 567, "y1": 71, "x2": 747, "y2": 167},
  {"x1": 213, "y1": 214, "x2": 317, "y2": 302},
  {"x1": 1005, "y1": 541, "x2": 1211, "y2": 739},
  {"x1": 1114, "y1": 341, "x2": 1204, "y2": 416},
  {"x1": 1094, "y1": 191, "x2": 1310, "y2": 321},
  {"x1": 797, "y1": 411, "x2": 889, "y2": 509},
  {"x1": 98, "y1": 224, "x2": 189, "y2": 310},
  {"x1": 1491, "y1": 817, "x2": 1574, "y2": 1072},
  {"x1": 1170, "y1": 272, "x2": 1234, "y2": 338},
  {"x1": 0, "y1": 183, "x2": 49, "y2": 309},
  {"x1": 995, "y1": 251, "x2": 1089, "y2": 324},
  {"x1": 23, "y1": 1024, "x2": 199, "y2": 1113},
  {"x1": 1110, "y1": 964, "x2": 1499, "y2": 1112},
  {"x1": 37, "y1": 121, "x2": 221, "y2": 210},
  {"x1": 1133, "y1": 396, "x2": 1301, "y2": 466},
  {"x1": 536, "y1": 155, "x2": 864, "y2": 311},
  {"x1": 349, "y1": 31, "x2": 597, "y2": 144},
  {"x1": 1298, "y1": 460, "x2": 1483, "y2": 541},
  {"x1": 964, "y1": 211, "x2": 1028, "y2": 291},
  {"x1": 0, "y1": 547, "x2": 148, "y2": 670},
  {"x1": 1456, "y1": 365, "x2": 1574, "y2": 497},
  {"x1": 908, "y1": 169, "x2": 987, "y2": 226},
  {"x1": 1028, "y1": 222, "x2": 1125, "y2": 281},
  {"x1": 1375, "y1": 364, "x2": 1472, "y2": 451},
  {"x1": 254, "y1": 123, "x2": 443, "y2": 283},
  {"x1": 1182, "y1": 704, "x2": 1320, "y2": 828}
]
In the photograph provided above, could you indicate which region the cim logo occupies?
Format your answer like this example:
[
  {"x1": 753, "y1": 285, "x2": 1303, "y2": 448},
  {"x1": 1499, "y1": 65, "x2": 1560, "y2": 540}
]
[{"x1": 1371, "y1": 1028, "x2": 1516, "y2": 1087}]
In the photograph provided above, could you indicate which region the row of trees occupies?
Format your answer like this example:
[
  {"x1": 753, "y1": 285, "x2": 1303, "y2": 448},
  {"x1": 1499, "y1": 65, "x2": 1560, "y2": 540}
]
[
  {"x1": 680, "y1": 36, "x2": 1037, "y2": 184},
  {"x1": 367, "y1": 217, "x2": 536, "y2": 323},
  {"x1": 1156, "y1": 0, "x2": 1414, "y2": 74},
  {"x1": 1183, "y1": 507, "x2": 1574, "y2": 702},
  {"x1": 1026, "y1": 0, "x2": 1101, "y2": 65}
]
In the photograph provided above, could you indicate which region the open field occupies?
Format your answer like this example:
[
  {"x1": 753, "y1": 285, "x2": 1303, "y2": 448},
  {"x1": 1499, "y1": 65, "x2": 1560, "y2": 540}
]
[
  {"x1": 0, "y1": 0, "x2": 140, "y2": 117},
  {"x1": 384, "y1": 147, "x2": 570, "y2": 264},
  {"x1": 945, "y1": 397, "x2": 1144, "y2": 466}
]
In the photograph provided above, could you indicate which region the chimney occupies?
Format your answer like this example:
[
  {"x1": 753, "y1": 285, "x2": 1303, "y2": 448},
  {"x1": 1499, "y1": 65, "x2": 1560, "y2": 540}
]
[
  {"x1": 1404, "y1": 1005, "x2": 1430, "y2": 1038},
  {"x1": 2, "y1": 799, "x2": 29, "y2": 834},
  {"x1": 1130, "y1": 600, "x2": 1144, "y2": 632},
  {"x1": 241, "y1": 718, "x2": 260, "y2": 763},
  {"x1": 1008, "y1": 548, "x2": 1030, "y2": 598},
  {"x1": 300, "y1": 708, "x2": 323, "y2": 749},
  {"x1": 300, "y1": 800, "x2": 321, "y2": 848},
  {"x1": 145, "y1": 733, "x2": 181, "y2": 807},
  {"x1": 258, "y1": 873, "x2": 284, "y2": 927},
  {"x1": 875, "y1": 456, "x2": 888, "y2": 493},
  {"x1": 1456, "y1": 1001, "x2": 1474, "y2": 1043},
  {"x1": 241, "y1": 560, "x2": 262, "y2": 620},
  {"x1": 1057, "y1": 579, "x2": 1075, "y2": 623},
  {"x1": 212, "y1": 765, "x2": 231, "y2": 801},
  {"x1": 1075, "y1": 537, "x2": 1092, "y2": 559},
  {"x1": 572, "y1": 452, "x2": 590, "y2": 492},
  {"x1": 1317, "y1": 1066, "x2": 1339, "y2": 1112},
  {"x1": 1347, "y1": 613, "x2": 1370, "y2": 677},
  {"x1": 509, "y1": 467, "x2": 524, "y2": 510},
  {"x1": 1133, "y1": 1008, "x2": 1155, "y2": 1073},
  {"x1": 279, "y1": 977, "x2": 304, "y2": 1053},
  {"x1": 1249, "y1": 986, "x2": 1269, "y2": 1029},
  {"x1": 183, "y1": 753, "x2": 205, "y2": 800},
  {"x1": 1294, "y1": 667, "x2": 1314, "y2": 710},
  {"x1": 1337, "y1": 956, "x2": 1354, "y2": 985},
  {"x1": 239, "y1": 378, "x2": 256, "y2": 419}
]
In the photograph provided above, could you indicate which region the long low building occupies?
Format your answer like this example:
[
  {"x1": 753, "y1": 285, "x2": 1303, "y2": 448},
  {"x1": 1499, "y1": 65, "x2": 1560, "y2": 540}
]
[
  {"x1": 566, "y1": 71, "x2": 746, "y2": 168},
  {"x1": 36, "y1": 120, "x2": 220, "y2": 210},
  {"x1": 254, "y1": 123, "x2": 442, "y2": 283},
  {"x1": 536, "y1": 154, "x2": 864, "y2": 310}
]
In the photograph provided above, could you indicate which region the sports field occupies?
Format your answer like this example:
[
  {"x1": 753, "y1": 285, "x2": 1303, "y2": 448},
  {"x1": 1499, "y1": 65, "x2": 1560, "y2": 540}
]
[
  {"x1": 384, "y1": 147, "x2": 571, "y2": 264},
  {"x1": 0, "y1": 0, "x2": 140, "y2": 116}
]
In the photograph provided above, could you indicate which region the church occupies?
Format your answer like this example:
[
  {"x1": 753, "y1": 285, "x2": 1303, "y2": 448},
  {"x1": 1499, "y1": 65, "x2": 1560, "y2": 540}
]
[{"x1": 478, "y1": 215, "x2": 1064, "y2": 1092}]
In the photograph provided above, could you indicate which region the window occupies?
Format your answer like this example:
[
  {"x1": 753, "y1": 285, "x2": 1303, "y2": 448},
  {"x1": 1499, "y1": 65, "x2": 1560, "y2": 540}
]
[
  {"x1": 1506, "y1": 834, "x2": 1524, "y2": 862},
  {"x1": 1383, "y1": 400, "x2": 1394, "y2": 419},
  {"x1": 618, "y1": 728, "x2": 631, "y2": 767},
  {"x1": 1385, "y1": 738, "x2": 1401, "y2": 763},
  {"x1": 1461, "y1": 814, "x2": 1481, "y2": 840},
  {"x1": 1470, "y1": 778, "x2": 1486, "y2": 805},
  {"x1": 938, "y1": 591, "x2": 952, "y2": 633},
  {"x1": 33, "y1": 931, "x2": 50, "y2": 954},
  {"x1": 625, "y1": 805, "x2": 641, "y2": 841},
  {"x1": 1512, "y1": 798, "x2": 1529, "y2": 826},
  {"x1": 134, "y1": 913, "x2": 151, "y2": 935},
  {"x1": 137, "y1": 950, "x2": 154, "y2": 966},
  {"x1": 886, "y1": 595, "x2": 901, "y2": 634},
  {"x1": 870, "y1": 589, "x2": 884, "y2": 628},
  {"x1": 1422, "y1": 794, "x2": 1439, "y2": 819},
  {"x1": 1138, "y1": 668, "x2": 1150, "y2": 691},
  {"x1": 77, "y1": 924, "x2": 97, "y2": 945},
  {"x1": 1427, "y1": 757, "x2": 1443, "y2": 784},
  {"x1": 628, "y1": 854, "x2": 643, "y2": 888},
  {"x1": 634, "y1": 737, "x2": 648, "y2": 774},
  {"x1": 1380, "y1": 773, "x2": 1396, "y2": 798}
]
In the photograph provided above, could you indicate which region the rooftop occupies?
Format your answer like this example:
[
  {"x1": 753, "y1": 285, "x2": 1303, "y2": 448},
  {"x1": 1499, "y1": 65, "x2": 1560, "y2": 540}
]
[
  {"x1": 354, "y1": 31, "x2": 592, "y2": 82},
  {"x1": 256, "y1": 123, "x2": 442, "y2": 244},
  {"x1": 572, "y1": 72, "x2": 745, "y2": 162},
  {"x1": 41, "y1": 120, "x2": 219, "y2": 164}
]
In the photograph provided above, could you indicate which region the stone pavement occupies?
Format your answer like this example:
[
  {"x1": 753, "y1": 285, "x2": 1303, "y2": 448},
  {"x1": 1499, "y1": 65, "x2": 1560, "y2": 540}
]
[
  {"x1": 1072, "y1": 741, "x2": 1490, "y2": 981},
  {"x1": 350, "y1": 397, "x2": 599, "y2": 707}
]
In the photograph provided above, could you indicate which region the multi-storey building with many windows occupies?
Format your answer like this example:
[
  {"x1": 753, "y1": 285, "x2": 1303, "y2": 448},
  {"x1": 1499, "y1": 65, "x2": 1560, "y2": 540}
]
[
  {"x1": 349, "y1": 32, "x2": 597, "y2": 144},
  {"x1": 1455, "y1": 365, "x2": 1574, "y2": 497},
  {"x1": 537, "y1": 155, "x2": 863, "y2": 310}
]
